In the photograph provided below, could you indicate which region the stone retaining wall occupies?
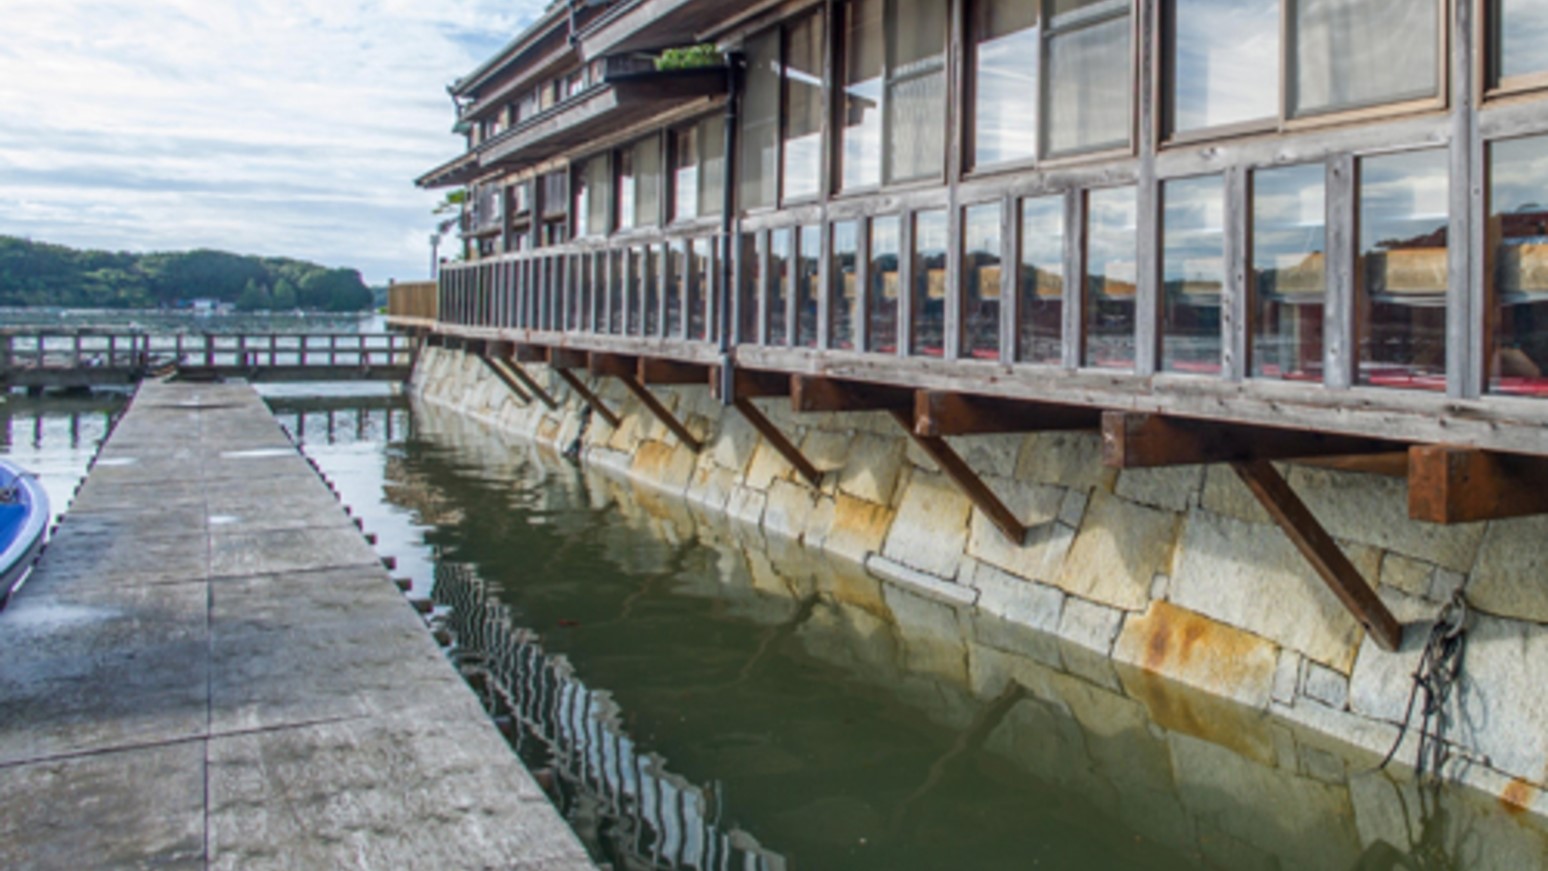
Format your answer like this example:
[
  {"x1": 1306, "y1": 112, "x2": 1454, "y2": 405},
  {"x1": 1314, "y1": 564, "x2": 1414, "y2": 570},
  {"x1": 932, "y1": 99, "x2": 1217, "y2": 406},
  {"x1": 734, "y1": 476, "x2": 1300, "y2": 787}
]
[{"x1": 412, "y1": 343, "x2": 1548, "y2": 817}]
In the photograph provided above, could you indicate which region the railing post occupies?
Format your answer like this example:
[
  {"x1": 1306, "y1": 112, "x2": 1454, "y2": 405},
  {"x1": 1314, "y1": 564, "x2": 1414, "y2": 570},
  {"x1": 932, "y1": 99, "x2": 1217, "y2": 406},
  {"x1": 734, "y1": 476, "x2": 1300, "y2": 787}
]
[
  {"x1": 329, "y1": 334, "x2": 337, "y2": 366},
  {"x1": 1, "y1": 333, "x2": 13, "y2": 375}
]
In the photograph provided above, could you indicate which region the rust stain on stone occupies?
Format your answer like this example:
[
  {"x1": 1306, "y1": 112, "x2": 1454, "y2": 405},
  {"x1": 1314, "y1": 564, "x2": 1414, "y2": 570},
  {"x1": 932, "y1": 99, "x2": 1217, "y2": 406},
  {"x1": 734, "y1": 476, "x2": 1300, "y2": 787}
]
[{"x1": 1500, "y1": 777, "x2": 1538, "y2": 816}]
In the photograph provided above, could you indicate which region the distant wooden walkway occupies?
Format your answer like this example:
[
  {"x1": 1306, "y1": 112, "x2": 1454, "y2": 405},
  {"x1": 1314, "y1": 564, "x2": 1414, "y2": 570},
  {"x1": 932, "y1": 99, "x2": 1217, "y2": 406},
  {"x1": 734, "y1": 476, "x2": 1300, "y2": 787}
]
[
  {"x1": 0, "y1": 330, "x2": 418, "y2": 389},
  {"x1": 0, "y1": 379, "x2": 593, "y2": 869}
]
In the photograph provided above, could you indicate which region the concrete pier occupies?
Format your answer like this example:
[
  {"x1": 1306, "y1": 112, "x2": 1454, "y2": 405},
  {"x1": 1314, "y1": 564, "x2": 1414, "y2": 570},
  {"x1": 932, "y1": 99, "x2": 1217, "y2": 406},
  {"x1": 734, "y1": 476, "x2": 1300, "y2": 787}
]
[{"x1": 0, "y1": 380, "x2": 594, "y2": 870}]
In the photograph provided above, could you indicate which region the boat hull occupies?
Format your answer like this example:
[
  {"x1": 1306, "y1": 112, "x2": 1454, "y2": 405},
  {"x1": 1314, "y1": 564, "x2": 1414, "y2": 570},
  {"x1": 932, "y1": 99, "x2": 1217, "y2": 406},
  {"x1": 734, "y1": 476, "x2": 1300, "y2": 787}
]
[{"x1": 0, "y1": 459, "x2": 50, "y2": 604}]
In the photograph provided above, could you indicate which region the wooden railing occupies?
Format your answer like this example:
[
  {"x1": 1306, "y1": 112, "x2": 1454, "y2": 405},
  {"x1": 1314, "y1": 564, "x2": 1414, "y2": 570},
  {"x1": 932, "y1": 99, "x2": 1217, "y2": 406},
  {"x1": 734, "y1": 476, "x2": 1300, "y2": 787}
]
[{"x1": 387, "y1": 281, "x2": 439, "y2": 324}]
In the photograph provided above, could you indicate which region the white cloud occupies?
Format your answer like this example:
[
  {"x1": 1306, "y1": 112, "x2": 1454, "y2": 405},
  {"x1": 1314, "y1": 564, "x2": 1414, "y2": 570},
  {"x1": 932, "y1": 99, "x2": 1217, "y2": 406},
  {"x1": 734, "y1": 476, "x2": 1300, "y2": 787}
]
[{"x1": 0, "y1": 0, "x2": 546, "y2": 284}]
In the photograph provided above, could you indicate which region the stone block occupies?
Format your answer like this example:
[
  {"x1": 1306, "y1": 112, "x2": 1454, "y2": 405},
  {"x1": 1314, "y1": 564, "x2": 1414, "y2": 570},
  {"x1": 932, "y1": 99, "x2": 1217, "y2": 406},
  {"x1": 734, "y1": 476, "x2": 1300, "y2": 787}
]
[
  {"x1": 763, "y1": 479, "x2": 817, "y2": 542},
  {"x1": 801, "y1": 495, "x2": 838, "y2": 550},
  {"x1": 1272, "y1": 651, "x2": 1302, "y2": 705},
  {"x1": 1056, "y1": 595, "x2": 1125, "y2": 654},
  {"x1": 1467, "y1": 514, "x2": 1548, "y2": 622},
  {"x1": 709, "y1": 406, "x2": 762, "y2": 474},
  {"x1": 724, "y1": 485, "x2": 768, "y2": 528},
  {"x1": 824, "y1": 494, "x2": 895, "y2": 566},
  {"x1": 799, "y1": 426, "x2": 855, "y2": 471},
  {"x1": 1115, "y1": 465, "x2": 1204, "y2": 513},
  {"x1": 1169, "y1": 509, "x2": 1373, "y2": 672},
  {"x1": 1345, "y1": 591, "x2": 1438, "y2": 725},
  {"x1": 945, "y1": 433, "x2": 1024, "y2": 479},
  {"x1": 880, "y1": 471, "x2": 972, "y2": 579},
  {"x1": 1054, "y1": 490, "x2": 1180, "y2": 612},
  {"x1": 836, "y1": 433, "x2": 907, "y2": 505},
  {"x1": 866, "y1": 555, "x2": 977, "y2": 607},
  {"x1": 1113, "y1": 600, "x2": 1280, "y2": 709},
  {"x1": 1442, "y1": 612, "x2": 1548, "y2": 787},
  {"x1": 1200, "y1": 464, "x2": 1274, "y2": 524},
  {"x1": 630, "y1": 439, "x2": 696, "y2": 494},
  {"x1": 1302, "y1": 661, "x2": 1350, "y2": 710},
  {"x1": 1058, "y1": 488, "x2": 1089, "y2": 528},
  {"x1": 965, "y1": 482, "x2": 1071, "y2": 581},
  {"x1": 962, "y1": 559, "x2": 1065, "y2": 631},
  {"x1": 743, "y1": 440, "x2": 794, "y2": 491},
  {"x1": 1284, "y1": 466, "x2": 1485, "y2": 572},
  {"x1": 1378, "y1": 553, "x2": 1435, "y2": 600},
  {"x1": 1016, "y1": 430, "x2": 1110, "y2": 490},
  {"x1": 684, "y1": 465, "x2": 737, "y2": 513}
]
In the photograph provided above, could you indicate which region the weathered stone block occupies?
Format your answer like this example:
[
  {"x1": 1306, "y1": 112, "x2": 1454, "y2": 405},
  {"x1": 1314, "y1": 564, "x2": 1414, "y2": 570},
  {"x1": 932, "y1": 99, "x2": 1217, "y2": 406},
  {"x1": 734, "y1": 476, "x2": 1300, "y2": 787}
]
[
  {"x1": 1115, "y1": 465, "x2": 1204, "y2": 513},
  {"x1": 1302, "y1": 661, "x2": 1350, "y2": 710},
  {"x1": 1284, "y1": 466, "x2": 1485, "y2": 572},
  {"x1": 825, "y1": 494, "x2": 895, "y2": 566},
  {"x1": 880, "y1": 471, "x2": 972, "y2": 579},
  {"x1": 836, "y1": 433, "x2": 907, "y2": 505},
  {"x1": 945, "y1": 433, "x2": 1024, "y2": 479},
  {"x1": 866, "y1": 555, "x2": 977, "y2": 606},
  {"x1": 1058, "y1": 488, "x2": 1090, "y2": 528},
  {"x1": 1467, "y1": 514, "x2": 1548, "y2": 622},
  {"x1": 684, "y1": 465, "x2": 737, "y2": 513},
  {"x1": 1054, "y1": 490, "x2": 1180, "y2": 612},
  {"x1": 799, "y1": 426, "x2": 855, "y2": 471},
  {"x1": 1169, "y1": 509, "x2": 1373, "y2": 672},
  {"x1": 1015, "y1": 431, "x2": 1109, "y2": 490},
  {"x1": 802, "y1": 494, "x2": 838, "y2": 550},
  {"x1": 709, "y1": 407, "x2": 761, "y2": 474},
  {"x1": 1056, "y1": 595, "x2": 1125, "y2": 654},
  {"x1": 962, "y1": 559, "x2": 1065, "y2": 631},
  {"x1": 1378, "y1": 553, "x2": 1435, "y2": 600},
  {"x1": 763, "y1": 479, "x2": 817, "y2": 542},
  {"x1": 743, "y1": 439, "x2": 793, "y2": 491},
  {"x1": 1441, "y1": 613, "x2": 1548, "y2": 787},
  {"x1": 629, "y1": 440, "x2": 696, "y2": 494},
  {"x1": 1272, "y1": 651, "x2": 1301, "y2": 705},
  {"x1": 724, "y1": 485, "x2": 767, "y2": 527},
  {"x1": 1113, "y1": 600, "x2": 1280, "y2": 709},
  {"x1": 964, "y1": 481, "x2": 1071, "y2": 580}
]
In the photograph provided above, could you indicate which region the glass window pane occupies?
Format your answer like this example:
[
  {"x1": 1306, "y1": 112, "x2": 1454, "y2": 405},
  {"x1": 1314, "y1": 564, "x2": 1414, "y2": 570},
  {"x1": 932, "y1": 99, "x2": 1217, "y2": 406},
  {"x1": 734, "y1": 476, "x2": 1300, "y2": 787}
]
[
  {"x1": 617, "y1": 148, "x2": 635, "y2": 231},
  {"x1": 1169, "y1": 0, "x2": 1278, "y2": 134},
  {"x1": 700, "y1": 117, "x2": 725, "y2": 217},
  {"x1": 842, "y1": 0, "x2": 885, "y2": 190},
  {"x1": 608, "y1": 249, "x2": 625, "y2": 334},
  {"x1": 635, "y1": 137, "x2": 661, "y2": 228},
  {"x1": 913, "y1": 209, "x2": 949, "y2": 357},
  {"x1": 625, "y1": 247, "x2": 641, "y2": 335},
  {"x1": 1489, "y1": 134, "x2": 1548, "y2": 395},
  {"x1": 973, "y1": 0, "x2": 1040, "y2": 167},
  {"x1": 1495, "y1": 0, "x2": 1548, "y2": 83},
  {"x1": 573, "y1": 164, "x2": 589, "y2": 238},
  {"x1": 694, "y1": 238, "x2": 714, "y2": 341},
  {"x1": 796, "y1": 225, "x2": 822, "y2": 347},
  {"x1": 887, "y1": 0, "x2": 948, "y2": 182},
  {"x1": 784, "y1": 13, "x2": 825, "y2": 201},
  {"x1": 1291, "y1": 0, "x2": 1439, "y2": 117},
  {"x1": 1019, "y1": 196, "x2": 1065, "y2": 364},
  {"x1": 741, "y1": 31, "x2": 781, "y2": 210},
  {"x1": 739, "y1": 233, "x2": 761, "y2": 343},
  {"x1": 1084, "y1": 186, "x2": 1137, "y2": 370},
  {"x1": 586, "y1": 158, "x2": 610, "y2": 237},
  {"x1": 1046, "y1": 12, "x2": 1131, "y2": 156},
  {"x1": 832, "y1": 221, "x2": 860, "y2": 350},
  {"x1": 665, "y1": 239, "x2": 687, "y2": 338},
  {"x1": 869, "y1": 217, "x2": 901, "y2": 352},
  {"x1": 640, "y1": 246, "x2": 659, "y2": 337},
  {"x1": 1358, "y1": 149, "x2": 1448, "y2": 390},
  {"x1": 673, "y1": 126, "x2": 698, "y2": 223},
  {"x1": 963, "y1": 202, "x2": 1003, "y2": 358},
  {"x1": 1162, "y1": 175, "x2": 1225, "y2": 374},
  {"x1": 1252, "y1": 164, "x2": 1326, "y2": 381},
  {"x1": 769, "y1": 228, "x2": 793, "y2": 345}
]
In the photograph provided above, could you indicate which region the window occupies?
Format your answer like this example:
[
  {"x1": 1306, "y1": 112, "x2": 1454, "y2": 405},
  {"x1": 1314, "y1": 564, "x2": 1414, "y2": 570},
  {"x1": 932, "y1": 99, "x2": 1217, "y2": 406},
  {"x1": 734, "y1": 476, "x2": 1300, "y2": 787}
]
[
  {"x1": 577, "y1": 253, "x2": 593, "y2": 331},
  {"x1": 1084, "y1": 186, "x2": 1137, "y2": 369},
  {"x1": 634, "y1": 137, "x2": 661, "y2": 229},
  {"x1": 1166, "y1": 0, "x2": 1278, "y2": 135},
  {"x1": 640, "y1": 246, "x2": 660, "y2": 337},
  {"x1": 616, "y1": 148, "x2": 635, "y2": 232},
  {"x1": 672, "y1": 117, "x2": 727, "y2": 222},
  {"x1": 672, "y1": 126, "x2": 699, "y2": 222},
  {"x1": 690, "y1": 238, "x2": 712, "y2": 341},
  {"x1": 796, "y1": 225, "x2": 821, "y2": 347},
  {"x1": 832, "y1": 221, "x2": 861, "y2": 350},
  {"x1": 1251, "y1": 163, "x2": 1325, "y2": 381},
  {"x1": 607, "y1": 249, "x2": 625, "y2": 334},
  {"x1": 869, "y1": 217, "x2": 902, "y2": 352},
  {"x1": 667, "y1": 239, "x2": 687, "y2": 337},
  {"x1": 769, "y1": 228, "x2": 793, "y2": 344},
  {"x1": 1358, "y1": 149, "x2": 1448, "y2": 390},
  {"x1": 700, "y1": 118, "x2": 726, "y2": 217},
  {"x1": 1018, "y1": 196, "x2": 1065, "y2": 364},
  {"x1": 1490, "y1": 0, "x2": 1548, "y2": 89},
  {"x1": 784, "y1": 13, "x2": 825, "y2": 201},
  {"x1": 1161, "y1": 175, "x2": 1225, "y2": 374},
  {"x1": 971, "y1": 0, "x2": 1040, "y2": 167},
  {"x1": 912, "y1": 209, "x2": 949, "y2": 357},
  {"x1": 741, "y1": 31, "x2": 781, "y2": 210},
  {"x1": 1290, "y1": 0, "x2": 1439, "y2": 118},
  {"x1": 963, "y1": 203, "x2": 1003, "y2": 358},
  {"x1": 740, "y1": 233, "x2": 762, "y2": 343},
  {"x1": 1488, "y1": 134, "x2": 1548, "y2": 396},
  {"x1": 1046, "y1": 0, "x2": 1131, "y2": 157},
  {"x1": 574, "y1": 157, "x2": 610, "y2": 238},
  {"x1": 840, "y1": 0, "x2": 947, "y2": 188},
  {"x1": 625, "y1": 246, "x2": 642, "y2": 335}
]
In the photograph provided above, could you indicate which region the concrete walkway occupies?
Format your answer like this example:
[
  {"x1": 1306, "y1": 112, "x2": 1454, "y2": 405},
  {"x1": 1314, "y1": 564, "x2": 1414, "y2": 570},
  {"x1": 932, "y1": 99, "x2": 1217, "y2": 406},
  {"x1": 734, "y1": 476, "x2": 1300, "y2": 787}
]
[{"x1": 0, "y1": 380, "x2": 594, "y2": 870}]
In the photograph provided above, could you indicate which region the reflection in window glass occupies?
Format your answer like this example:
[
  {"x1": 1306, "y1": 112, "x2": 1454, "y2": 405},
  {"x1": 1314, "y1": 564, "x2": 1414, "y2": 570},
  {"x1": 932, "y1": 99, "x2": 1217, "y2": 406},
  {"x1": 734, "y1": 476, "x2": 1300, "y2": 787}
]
[
  {"x1": 1495, "y1": 0, "x2": 1548, "y2": 84},
  {"x1": 1161, "y1": 176, "x2": 1225, "y2": 374},
  {"x1": 1046, "y1": 3, "x2": 1130, "y2": 156},
  {"x1": 1359, "y1": 149, "x2": 1449, "y2": 390},
  {"x1": 963, "y1": 203, "x2": 1003, "y2": 359},
  {"x1": 769, "y1": 228, "x2": 793, "y2": 345},
  {"x1": 1252, "y1": 164, "x2": 1325, "y2": 381},
  {"x1": 617, "y1": 149, "x2": 635, "y2": 232},
  {"x1": 842, "y1": 0, "x2": 884, "y2": 189},
  {"x1": 666, "y1": 239, "x2": 687, "y2": 338},
  {"x1": 888, "y1": 0, "x2": 948, "y2": 182},
  {"x1": 576, "y1": 253, "x2": 590, "y2": 331},
  {"x1": 1489, "y1": 134, "x2": 1548, "y2": 395},
  {"x1": 573, "y1": 165, "x2": 589, "y2": 238},
  {"x1": 700, "y1": 118, "x2": 725, "y2": 217},
  {"x1": 1168, "y1": 0, "x2": 1278, "y2": 134},
  {"x1": 832, "y1": 221, "x2": 860, "y2": 350},
  {"x1": 688, "y1": 238, "x2": 709, "y2": 341},
  {"x1": 784, "y1": 13, "x2": 825, "y2": 201},
  {"x1": 624, "y1": 247, "x2": 641, "y2": 335},
  {"x1": 608, "y1": 249, "x2": 625, "y2": 334},
  {"x1": 586, "y1": 158, "x2": 611, "y2": 237},
  {"x1": 1084, "y1": 187, "x2": 1137, "y2": 369},
  {"x1": 741, "y1": 31, "x2": 781, "y2": 210},
  {"x1": 973, "y1": 0, "x2": 1039, "y2": 167},
  {"x1": 1019, "y1": 196, "x2": 1064, "y2": 364},
  {"x1": 1292, "y1": 0, "x2": 1438, "y2": 117},
  {"x1": 672, "y1": 126, "x2": 699, "y2": 223},
  {"x1": 567, "y1": 254, "x2": 580, "y2": 331},
  {"x1": 869, "y1": 217, "x2": 901, "y2": 352},
  {"x1": 639, "y1": 246, "x2": 659, "y2": 337},
  {"x1": 913, "y1": 210, "x2": 949, "y2": 357},
  {"x1": 592, "y1": 253, "x2": 607, "y2": 330},
  {"x1": 635, "y1": 138, "x2": 661, "y2": 228},
  {"x1": 796, "y1": 225, "x2": 821, "y2": 347},
  {"x1": 739, "y1": 233, "x2": 761, "y2": 343}
]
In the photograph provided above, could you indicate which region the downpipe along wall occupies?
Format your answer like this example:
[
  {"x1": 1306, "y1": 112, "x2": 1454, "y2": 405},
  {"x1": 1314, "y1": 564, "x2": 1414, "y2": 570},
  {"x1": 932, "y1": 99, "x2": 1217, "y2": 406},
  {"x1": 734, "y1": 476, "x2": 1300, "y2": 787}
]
[{"x1": 411, "y1": 343, "x2": 1548, "y2": 818}]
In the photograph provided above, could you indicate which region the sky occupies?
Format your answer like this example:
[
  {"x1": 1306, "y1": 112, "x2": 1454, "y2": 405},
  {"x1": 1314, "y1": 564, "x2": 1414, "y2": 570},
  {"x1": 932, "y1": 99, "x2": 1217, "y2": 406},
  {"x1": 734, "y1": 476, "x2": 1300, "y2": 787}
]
[{"x1": 0, "y1": 0, "x2": 547, "y2": 285}]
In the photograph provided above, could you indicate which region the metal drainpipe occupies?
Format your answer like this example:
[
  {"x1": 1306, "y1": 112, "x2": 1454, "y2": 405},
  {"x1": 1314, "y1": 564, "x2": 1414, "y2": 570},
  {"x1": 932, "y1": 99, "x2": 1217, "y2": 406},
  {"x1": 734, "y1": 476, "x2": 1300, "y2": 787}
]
[{"x1": 717, "y1": 51, "x2": 744, "y2": 406}]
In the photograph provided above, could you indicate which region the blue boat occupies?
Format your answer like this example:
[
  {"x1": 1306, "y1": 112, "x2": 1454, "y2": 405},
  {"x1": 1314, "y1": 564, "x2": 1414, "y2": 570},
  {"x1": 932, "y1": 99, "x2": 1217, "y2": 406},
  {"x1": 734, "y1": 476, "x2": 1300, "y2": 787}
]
[{"x1": 0, "y1": 459, "x2": 49, "y2": 606}]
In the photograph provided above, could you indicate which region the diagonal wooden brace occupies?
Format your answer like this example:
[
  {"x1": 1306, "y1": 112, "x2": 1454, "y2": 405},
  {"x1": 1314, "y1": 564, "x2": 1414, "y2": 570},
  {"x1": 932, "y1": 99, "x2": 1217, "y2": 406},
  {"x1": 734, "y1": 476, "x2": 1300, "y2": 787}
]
[
  {"x1": 734, "y1": 398, "x2": 821, "y2": 486},
  {"x1": 615, "y1": 374, "x2": 703, "y2": 453},
  {"x1": 1232, "y1": 459, "x2": 1402, "y2": 652},
  {"x1": 552, "y1": 368, "x2": 621, "y2": 429},
  {"x1": 502, "y1": 356, "x2": 558, "y2": 410},
  {"x1": 478, "y1": 353, "x2": 531, "y2": 403},
  {"x1": 888, "y1": 409, "x2": 1028, "y2": 544}
]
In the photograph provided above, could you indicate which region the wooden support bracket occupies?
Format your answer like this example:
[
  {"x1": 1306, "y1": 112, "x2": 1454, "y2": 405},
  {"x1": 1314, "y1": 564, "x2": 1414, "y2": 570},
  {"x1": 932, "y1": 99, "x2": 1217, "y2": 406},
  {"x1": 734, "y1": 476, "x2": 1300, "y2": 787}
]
[
  {"x1": 588, "y1": 352, "x2": 638, "y2": 379},
  {"x1": 792, "y1": 375, "x2": 912, "y2": 414},
  {"x1": 712, "y1": 367, "x2": 792, "y2": 402},
  {"x1": 546, "y1": 347, "x2": 588, "y2": 370},
  {"x1": 1409, "y1": 444, "x2": 1548, "y2": 524},
  {"x1": 915, "y1": 391, "x2": 1101, "y2": 437},
  {"x1": 553, "y1": 368, "x2": 621, "y2": 429},
  {"x1": 888, "y1": 409, "x2": 1029, "y2": 544},
  {"x1": 1233, "y1": 459, "x2": 1403, "y2": 652},
  {"x1": 639, "y1": 357, "x2": 710, "y2": 386},
  {"x1": 502, "y1": 356, "x2": 558, "y2": 410},
  {"x1": 1103, "y1": 412, "x2": 1399, "y2": 468},
  {"x1": 478, "y1": 353, "x2": 531, "y2": 403},
  {"x1": 734, "y1": 398, "x2": 822, "y2": 486},
  {"x1": 615, "y1": 374, "x2": 704, "y2": 453},
  {"x1": 513, "y1": 343, "x2": 548, "y2": 364}
]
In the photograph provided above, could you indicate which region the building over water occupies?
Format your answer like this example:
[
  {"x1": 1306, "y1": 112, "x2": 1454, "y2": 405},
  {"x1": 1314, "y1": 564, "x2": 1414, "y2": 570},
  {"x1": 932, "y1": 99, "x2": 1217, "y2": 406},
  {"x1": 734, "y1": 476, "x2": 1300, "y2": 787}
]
[{"x1": 407, "y1": 0, "x2": 1548, "y2": 815}]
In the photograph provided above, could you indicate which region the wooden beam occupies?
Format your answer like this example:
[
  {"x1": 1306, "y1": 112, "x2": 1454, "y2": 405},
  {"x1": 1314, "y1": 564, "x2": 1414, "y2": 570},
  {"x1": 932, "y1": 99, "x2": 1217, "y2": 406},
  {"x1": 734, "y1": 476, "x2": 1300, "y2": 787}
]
[
  {"x1": 1409, "y1": 445, "x2": 1548, "y2": 524},
  {"x1": 588, "y1": 352, "x2": 638, "y2": 379},
  {"x1": 639, "y1": 357, "x2": 710, "y2": 386},
  {"x1": 546, "y1": 347, "x2": 588, "y2": 370},
  {"x1": 1102, "y1": 412, "x2": 1398, "y2": 469},
  {"x1": 716, "y1": 367, "x2": 792, "y2": 401},
  {"x1": 792, "y1": 375, "x2": 912, "y2": 414},
  {"x1": 915, "y1": 391, "x2": 1101, "y2": 438},
  {"x1": 502, "y1": 356, "x2": 558, "y2": 410},
  {"x1": 734, "y1": 398, "x2": 821, "y2": 486},
  {"x1": 1232, "y1": 460, "x2": 1402, "y2": 652},
  {"x1": 888, "y1": 409, "x2": 1029, "y2": 544},
  {"x1": 478, "y1": 353, "x2": 531, "y2": 403},
  {"x1": 513, "y1": 343, "x2": 548, "y2": 364},
  {"x1": 553, "y1": 368, "x2": 621, "y2": 429},
  {"x1": 614, "y1": 374, "x2": 703, "y2": 453},
  {"x1": 1292, "y1": 453, "x2": 1410, "y2": 478}
]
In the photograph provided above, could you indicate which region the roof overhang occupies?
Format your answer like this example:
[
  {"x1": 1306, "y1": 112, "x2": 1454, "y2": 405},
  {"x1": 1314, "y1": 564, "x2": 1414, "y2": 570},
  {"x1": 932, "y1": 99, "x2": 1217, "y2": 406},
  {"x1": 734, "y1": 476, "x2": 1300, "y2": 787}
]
[
  {"x1": 454, "y1": 3, "x2": 572, "y2": 97},
  {"x1": 577, "y1": 0, "x2": 793, "y2": 58},
  {"x1": 416, "y1": 152, "x2": 488, "y2": 190}
]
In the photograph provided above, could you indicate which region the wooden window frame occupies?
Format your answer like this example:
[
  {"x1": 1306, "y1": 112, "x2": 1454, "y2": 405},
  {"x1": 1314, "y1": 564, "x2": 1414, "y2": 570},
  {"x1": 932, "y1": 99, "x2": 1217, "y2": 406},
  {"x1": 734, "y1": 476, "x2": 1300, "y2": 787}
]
[{"x1": 1481, "y1": 0, "x2": 1548, "y2": 99}]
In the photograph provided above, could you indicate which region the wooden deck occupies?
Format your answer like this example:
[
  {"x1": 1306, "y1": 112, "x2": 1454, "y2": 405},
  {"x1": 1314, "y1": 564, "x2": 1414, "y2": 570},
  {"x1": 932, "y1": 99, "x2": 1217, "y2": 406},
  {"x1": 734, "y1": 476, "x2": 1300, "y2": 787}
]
[{"x1": 0, "y1": 380, "x2": 593, "y2": 869}]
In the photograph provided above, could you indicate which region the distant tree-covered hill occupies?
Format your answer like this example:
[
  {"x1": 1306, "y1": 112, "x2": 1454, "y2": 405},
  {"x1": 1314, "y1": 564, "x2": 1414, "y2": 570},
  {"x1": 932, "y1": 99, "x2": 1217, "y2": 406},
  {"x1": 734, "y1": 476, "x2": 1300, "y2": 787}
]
[{"x1": 0, "y1": 236, "x2": 374, "y2": 312}]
